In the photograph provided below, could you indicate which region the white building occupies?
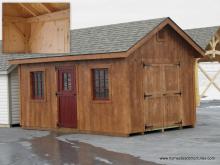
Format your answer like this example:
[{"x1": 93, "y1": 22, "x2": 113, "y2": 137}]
[{"x1": 0, "y1": 54, "x2": 20, "y2": 127}]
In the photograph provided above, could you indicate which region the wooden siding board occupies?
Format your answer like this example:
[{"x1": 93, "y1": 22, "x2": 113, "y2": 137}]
[
  {"x1": 20, "y1": 60, "x2": 131, "y2": 135},
  {"x1": 128, "y1": 25, "x2": 197, "y2": 132}
]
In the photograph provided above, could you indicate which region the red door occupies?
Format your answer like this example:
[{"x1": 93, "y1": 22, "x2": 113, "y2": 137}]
[{"x1": 57, "y1": 66, "x2": 77, "y2": 128}]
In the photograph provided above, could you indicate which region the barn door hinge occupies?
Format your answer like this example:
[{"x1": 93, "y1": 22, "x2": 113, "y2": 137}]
[
  {"x1": 143, "y1": 63, "x2": 151, "y2": 68},
  {"x1": 144, "y1": 93, "x2": 152, "y2": 99},
  {"x1": 174, "y1": 92, "x2": 182, "y2": 96},
  {"x1": 145, "y1": 124, "x2": 153, "y2": 129},
  {"x1": 174, "y1": 120, "x2": 182, "y2": 125}
]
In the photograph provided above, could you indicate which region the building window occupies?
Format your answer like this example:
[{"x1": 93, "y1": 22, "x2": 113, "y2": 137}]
[
  {"x1": 92, "y1": 68, "x2": 109, "y2": 100},
  {"x1": 31, "y1": 71, "x2": 44, "y2": 99},
  {"x1": 157, "y1": 29, "x2": 165, "y2": 42}
]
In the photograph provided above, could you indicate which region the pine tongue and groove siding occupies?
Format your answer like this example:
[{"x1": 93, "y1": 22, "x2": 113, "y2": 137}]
[
  {"x1": 77, "y1": 59, "x2": 130, "y2": 135},
  {"x1": 0, "y1": 74, "x2": 9, "y2": 126},
  {"x1": 20, "y1": 63, "x2": 58, "y2": 128},
  {"x1": 9, "y1": 68, "x2": 20, "y2": 125},
  {"x1": 128, "y1": 25, "x2": 198, "y2": 133},
  {"x1": 20, "y1": 59, "x2": 131, "y2": 135}
]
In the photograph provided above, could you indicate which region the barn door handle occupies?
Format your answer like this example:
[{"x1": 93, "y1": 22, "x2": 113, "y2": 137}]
[
  {"x1": 174, "y1": 120, "x2": 182, "y2": 125},
  {"x1": 145, "y1": 124, "x2": 153, "y2": 129},
  {"x1": 56, "y1": 92, "x2": 61, "y2": 96},
  {"x1": 144, "y1": 93, "x2": 152, "y2": 99},
  {"x1": 143, "y1": 63, "x2": 151, "y2": 68}
]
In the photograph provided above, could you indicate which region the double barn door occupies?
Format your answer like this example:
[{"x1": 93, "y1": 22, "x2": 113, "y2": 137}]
[{"x1": 143, "y1": 63, "x2": 182, "y2": 131}]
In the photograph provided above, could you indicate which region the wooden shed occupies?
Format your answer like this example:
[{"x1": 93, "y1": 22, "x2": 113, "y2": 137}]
[
  {"x1": 2, "y1": 3, "x2": 70, "y2": 54},
  {"x1": 10, "y1": 18, "x2": 204, "y2": 136}
]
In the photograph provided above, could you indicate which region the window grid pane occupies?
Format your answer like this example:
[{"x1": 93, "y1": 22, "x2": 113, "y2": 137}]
[
  {"x1": 63, "y1": 72, "x2": 72, "y2": 91},
  {"x1": 31, "y1": 71, "x2": 44, "y2": 99},
  {"x1": 93, "y1": 68, "x2": 109, "y2": 100}
]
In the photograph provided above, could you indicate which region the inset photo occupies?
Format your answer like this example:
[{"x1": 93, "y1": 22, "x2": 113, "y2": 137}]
[{"x1": 2, "y1": 3, "x2": 70, "y2": 54}]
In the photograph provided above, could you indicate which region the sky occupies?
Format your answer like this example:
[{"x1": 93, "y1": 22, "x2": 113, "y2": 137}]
[{"x1": 0, "y1": 0, "x2": 220, "y2": 39}]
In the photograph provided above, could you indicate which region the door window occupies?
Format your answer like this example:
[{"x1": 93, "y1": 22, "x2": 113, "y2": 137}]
[{"x1": 63, "y1": 72, "x2": 72, "y2": 91}]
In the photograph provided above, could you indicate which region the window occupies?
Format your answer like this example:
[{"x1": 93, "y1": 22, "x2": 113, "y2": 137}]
[
  {"x1": 92, "y1": 68, "x2": 109, "y2": 100},
  {"x1": 31, "y1": 71, "x2": 44, "y2": 99},
  {"x1": 157, "y1": 29, "x2": 165, "y2": 42},
  {"x1": 63, "y1": 72, "x2": 72, "y2": 91}
]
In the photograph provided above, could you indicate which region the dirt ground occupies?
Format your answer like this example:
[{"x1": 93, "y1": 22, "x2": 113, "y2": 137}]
[{"x1": 0, "y1": 100, "x2": 219, "y2": 165}]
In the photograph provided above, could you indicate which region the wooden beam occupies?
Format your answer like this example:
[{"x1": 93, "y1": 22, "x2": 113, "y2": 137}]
[
  {"x1": 26, "y1": 9, "x2": 70, "y2": 23},
  {"x1": 24, "y1": 23, "x2": 31, "y2": 53},
  {"x1": 29, "y1": 22, "x2": 45, "y2": 47},
  {"x1": 3, "y1": 16, "x2": 27, "y2": 23},
  {"x1": 10, "y1": 22, "x2": 25, "y2": 40},
  {"x1": 205, "y1": 50, "x2": 220, "y2": 55},
  {"x1": 39, "y1": 3, "x2": 52, "y2": 13},
  {"x1": 9, "y1": 52, "x2": 128, "y2": 65},
  {"x1": 19, "y1": 3, "x2": 37, "y2": 17}
]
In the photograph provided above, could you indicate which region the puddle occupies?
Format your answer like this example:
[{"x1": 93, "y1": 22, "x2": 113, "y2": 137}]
[
  {"x1": 29, "y1": 133, "x2": 160, "y2": 165},
  {"x1": 0, "y1": 132, "x2": 161, "y2": 165}
]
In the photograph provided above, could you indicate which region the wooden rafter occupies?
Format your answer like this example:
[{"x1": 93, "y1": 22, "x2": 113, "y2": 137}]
[
  {"x1": 205, "y1": 50, "x2": 220, "y2": 56},
  {"x1": 39, "y1": 3, "x2": 52, "y2": 13},
  {"x1": 207, "y1": 36, "x2": 220, "y2": 58},
  {"x1": 19, "y1": 3, "x2": 37, "y2": 17},
  {"x1": 3, "y1": 16, "x2": 27, "y2": 23},
  {"x1": 27, "y1": 9, "x2": 70, "y2": 23}
]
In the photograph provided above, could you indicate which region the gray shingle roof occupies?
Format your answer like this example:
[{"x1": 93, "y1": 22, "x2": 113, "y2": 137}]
[
  {"x1": 2, "y1": 17, "x2": 167, "y2": 62},
  {"x1": 0, "y1": 55, "x2": 15, "y2": 72},
  {"x1": 185, "y1": 26, "x2": 220, "y2": 50},
  {"x1": 0, "y1": 42, "x2": 15, "y2": 72},
  {"x1": 70, "y1": 17, "x2": 167, "y2": 55},
  {"x1": 2, "y1": 18, "x2": 217, "y2": 71}
]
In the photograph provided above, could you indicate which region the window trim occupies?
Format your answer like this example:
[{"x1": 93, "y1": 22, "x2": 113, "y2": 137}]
[
  {"x1": 156, "y1": 29, "x2": 166, "y2": 42},
  {"x1": 92, "y1": 68, "x2": 109, "y2": 101},
  {"x1": 29, "y1": 68, "x2": 46, "y2": 102},
  {"x1": 90, "y1": 65, "x2": 112, "y2": 104}
]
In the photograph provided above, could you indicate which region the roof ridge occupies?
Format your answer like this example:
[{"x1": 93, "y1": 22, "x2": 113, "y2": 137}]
[
  {"x1": 185, "y1": 25, "x2": 220, "y2": 31},
  {"x1": 70, "y1": 17, "x2": 168, "y2": 31}
]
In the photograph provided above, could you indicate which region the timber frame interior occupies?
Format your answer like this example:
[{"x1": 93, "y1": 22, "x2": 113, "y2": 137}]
[
  {"x1": 201, "y1": 28, "x2": 220, "y2": 62},
  {"x1": 2, "y1": 3, "x2": 70, "y2": 54}
]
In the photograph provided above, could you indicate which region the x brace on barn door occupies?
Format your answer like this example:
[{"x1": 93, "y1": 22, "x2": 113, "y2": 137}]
[{"x1": 199, "y1": 64, "x2": 220, "y2": 98}]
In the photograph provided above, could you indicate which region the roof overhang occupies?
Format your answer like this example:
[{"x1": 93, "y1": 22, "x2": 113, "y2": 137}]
[
  {"x1": 9, "y1": 17, "x2": 205, "y2": 65},
  {"x1": 0, "y1": 65, "x2": 17, "y2": 75},
  {"x1": 9, "y1": 52, "x2": 128, "y2": 65}
]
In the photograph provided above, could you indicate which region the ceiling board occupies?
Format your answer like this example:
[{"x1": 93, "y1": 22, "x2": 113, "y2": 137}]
[{"x1": 3, "y1": 3, "x2": 70, "y2": 18}]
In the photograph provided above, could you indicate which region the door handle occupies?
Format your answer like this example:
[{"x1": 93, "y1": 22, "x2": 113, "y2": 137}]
[{"x1": 56, "y1": 92, "x2": 61, "y2": 96}]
